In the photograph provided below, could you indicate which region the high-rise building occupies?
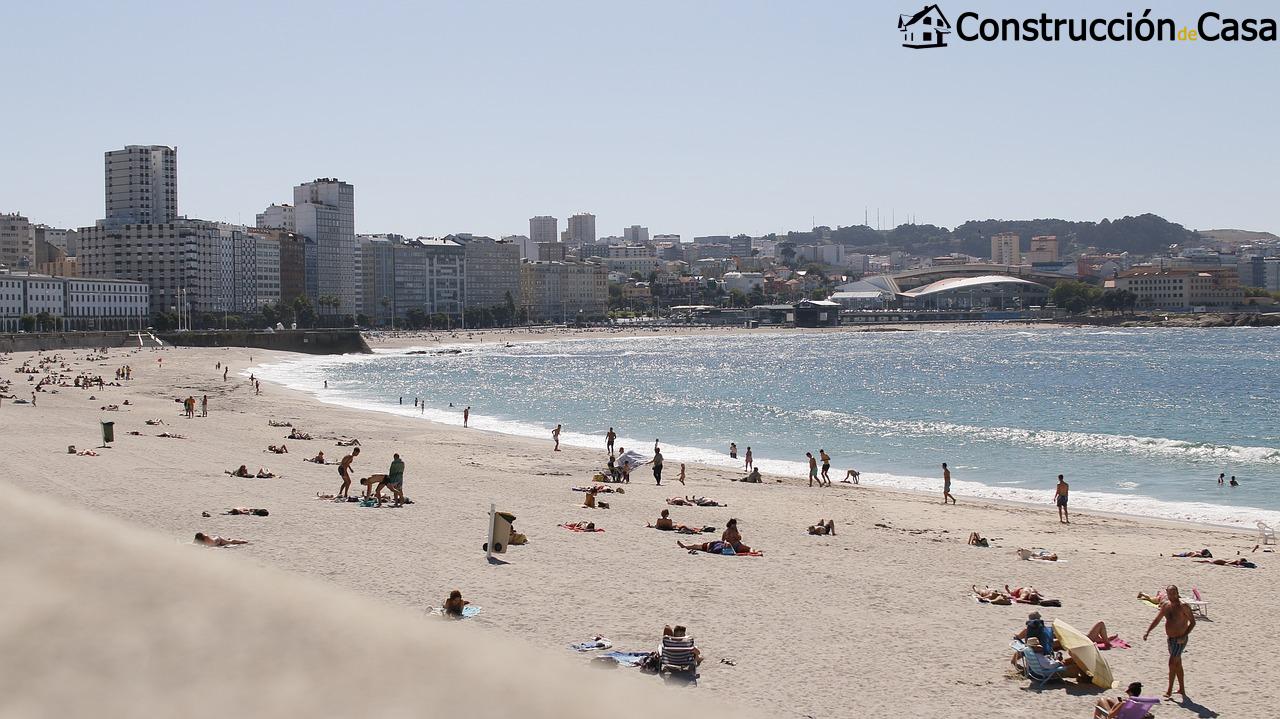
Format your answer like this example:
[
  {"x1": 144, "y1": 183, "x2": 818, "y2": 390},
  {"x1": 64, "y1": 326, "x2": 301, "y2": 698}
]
[
  {"x1": 529, "y1": 216, "x2": 558, "y2": 245},
  {"x1": 293, "y1": 179, "x2": 356, "y2": 316},
  {"x1": 358, "y1": 235, "x2": 400, "y2": 325},
  {"x1": 567, "y1": 213, "x2": 596, "y2": 245},
  {"x1": 1027, "y1": 235, "x2": 1059, "y2": 264},
  {"x1": 249, "y1": 228, "x2": 304, "y2": 305},
  {"x1": 395, "y1": 238, "x2": 465, "y2": 318},
  {"x1": 454, "y1": 235, "x2": 521, "y2": 309},
  {"x1": 256, "y1": 204, "x2": 295, "y2": 231},
  {"x1": 104, "y1": 145, "x2": 177, "y2": 225},
  {"x1": 519, "y1": 261, "x2": 608, "y2": 321},
  {"x1": 623, "y1": 225, "x2": 649, "y2": 244},
  {"x1": 78, "y1": 220, "x2": 222, "y2": 315},
  {"x1": 991, "y1": 233, "x2": 1021, "y2": 265},
  {"x1": 0, "y1": 212, "x2": 34, "y2": 270}
]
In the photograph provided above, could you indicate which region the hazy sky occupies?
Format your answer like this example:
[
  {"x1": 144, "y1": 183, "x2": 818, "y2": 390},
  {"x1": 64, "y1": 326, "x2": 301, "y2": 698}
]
[{"x1": 2, "y1": 1, "x2": 1276, "y2": 238}]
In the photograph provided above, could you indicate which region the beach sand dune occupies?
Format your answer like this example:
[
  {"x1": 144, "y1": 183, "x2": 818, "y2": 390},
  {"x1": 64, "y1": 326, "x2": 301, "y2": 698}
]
[{"x1": 2, "y1": 339, "x2": 1277, "y2": 718}]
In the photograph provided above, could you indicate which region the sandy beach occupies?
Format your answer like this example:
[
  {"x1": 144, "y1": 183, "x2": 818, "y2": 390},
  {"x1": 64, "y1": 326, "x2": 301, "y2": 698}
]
[{"x1": 3, "y1": 330, "x2": 1276, "y2": 718}]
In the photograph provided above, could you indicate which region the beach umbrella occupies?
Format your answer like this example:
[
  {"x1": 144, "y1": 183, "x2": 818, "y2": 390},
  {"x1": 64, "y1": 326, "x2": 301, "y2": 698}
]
[{"x1": 1053, "y1": 619, "x2": 1117, "y2": 689}]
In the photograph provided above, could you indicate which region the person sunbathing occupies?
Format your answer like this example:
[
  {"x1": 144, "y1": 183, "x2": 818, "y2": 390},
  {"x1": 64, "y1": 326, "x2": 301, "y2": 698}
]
[
  {"x1": 287, "y1": 429, "x2": 311, "y2": 440},
  {"x1": 267, "y1": 444, "x2": 289, "y2": 454},
  {"x1": 1016, "y1": 548, "x2": 1058, "y2": 561},
  {"x1": 336, "y1": 438, "x2": 360, "y2": 446},
  {"x1": 443, "y1": 589, "x2": 469, "y2": 618},
  {"x1": 562, "y1": 521, "x2": 596, "y2": 531},
  {"x1": 1137, "y1": 590, "x2": 1166, "y2": 604},
  {"x1": 1005, "y1": 585, "x2": 1060, "y2": 605},
  {"x1": 1086, "y1": 621, "x2": 1125, "y2": 648},
  {"x1": 722, "y1": 518, "x2": 752, "y2": 554},
  {"x1": 1172, "y1": 549, "x2": 1212, "y2": 558},
  {"x1": 225, "y1": 508, "x2": 269, "y2": 516},
  {"x1": 307, "y1": 451, "x2": 326, "y2": 464},
  {"x1": 1095, "y1": 682, "x2": 1156, "y2": 719},
  {"x1": 228, "y1": 465, "x2": 252, "y2": 478},
  {"x1": 973, "y1": 585, "x2": 1011, "y2": 605},
  {"x1": 678, "y1": 539, "x2": 735, "y2": 554},
  {"x1": 156, "y1": 432, "x2": 186, "y2": 439},
  {"x1": 255, "y1": 468, "x2": 276, "y2": 478},
  {"x1": 968, "y1": 532, "x2": 990, "y2": 547},
  {"x1": 1196, "y1": 557, "x2": 1256, "y2": 567},
  {"x1": 268, "y1": 420, "x2": 292, "y2": 427},
  {"x1": 193, "y1": 532, "x2": 249, "y2": 547},
  {"x1": 581, "y1": 486, "x2": 609, "y2": 509},
  {"x1": 651, "y1": 509, "x2": 675, "y2": 530},
  {"x1": 808, "y1": 519, "x2": 836, "y2": 536}
]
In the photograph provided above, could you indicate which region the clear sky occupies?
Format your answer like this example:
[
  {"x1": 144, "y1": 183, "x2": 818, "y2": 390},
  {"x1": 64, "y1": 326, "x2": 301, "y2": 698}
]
[{"x1": 2, "y1": 0, "x2": 1276, "y2": 238}]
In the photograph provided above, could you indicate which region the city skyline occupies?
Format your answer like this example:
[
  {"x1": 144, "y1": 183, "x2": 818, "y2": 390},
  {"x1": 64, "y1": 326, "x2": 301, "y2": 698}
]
[{"x1": 2, "y1": 1, "x2": 1277, "y2": 238}]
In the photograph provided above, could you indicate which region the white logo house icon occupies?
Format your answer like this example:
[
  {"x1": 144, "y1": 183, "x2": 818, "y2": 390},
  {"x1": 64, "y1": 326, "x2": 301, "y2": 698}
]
[{"x1": 899, "y1": 5, "x2": 951, "y2": 48}]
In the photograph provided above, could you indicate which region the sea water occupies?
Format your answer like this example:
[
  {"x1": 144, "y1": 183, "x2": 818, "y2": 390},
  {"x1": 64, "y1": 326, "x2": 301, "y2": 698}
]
[{"x1": 255, "y1": 327, "x2": 1280, "y2": 528}]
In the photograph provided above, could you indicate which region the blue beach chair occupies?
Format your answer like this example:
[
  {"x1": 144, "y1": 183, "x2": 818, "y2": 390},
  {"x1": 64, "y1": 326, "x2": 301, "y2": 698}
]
[{"x1": 1011, "y1": 640, "x2": 1067, "y2": 689}]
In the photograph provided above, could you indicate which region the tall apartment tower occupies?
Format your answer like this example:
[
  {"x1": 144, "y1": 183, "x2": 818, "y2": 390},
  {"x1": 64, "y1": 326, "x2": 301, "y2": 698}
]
[
  {"x1": 0, "y1": 212, "x2": 34, "y2": 270},
  {"x1": 1027, "y1": 235, "x2": 1059, "y2": 264},
  {"x1": 529, "y1": 216, "x2": 558, "y2": 245},
  {"x1": 623, "y1": 225, "x2": 649, "y2": 244},
  {"x1": 990, "y1": 232, "x2": 1021, "y2": 265},
  {"x1": 293, "y1": 179, "x2": 356, "y2": 315},
  {"x1": 567, "y1": 213, "x2": 596, "y2": 245},
  {"x1": 256, "y1": 203, "x2": 295, "y2": 231},
  {"x1": 104, "y1": 145, "x2": 177, "y2": 225}
]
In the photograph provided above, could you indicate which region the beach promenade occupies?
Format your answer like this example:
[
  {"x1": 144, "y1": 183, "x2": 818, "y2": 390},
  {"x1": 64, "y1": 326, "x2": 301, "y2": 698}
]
[{"x1": 2, "y1": 332, "x2": 1274, "y2": 718}]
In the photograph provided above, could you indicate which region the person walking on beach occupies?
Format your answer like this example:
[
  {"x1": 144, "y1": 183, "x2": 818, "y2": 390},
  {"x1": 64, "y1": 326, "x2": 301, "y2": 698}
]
[
  {"x1": 1143, "y1": 584, "x2": 1195, "y2": 699},
  {"x1": 200, "y1": 394, "x2": 208, "y2": 418},
  {"x1": 223, "y1": 367, "x2": 228, "y2": 382},
  {"x1": 807, "y1": 452, "x2": 819, "y2": 487},
  {"x1": 1053, "y1": 474, "x2": 1070, "y2": 524},
  {"x1": 606, "y1": 427, "x2": 616, "y2": 453},
  {"x1": 942, "y1": 463, "x2": 956, "y2": 504},
  {"x1": 463, "y1": 406, "x2": 470, "y2": 428},
  {"x1": 336, "y1": 447, "x2": 360, "y2": 499},
  {"x1": 744, "y1": 446, "x2": 753, "y2": 471},
  {"x1": 819, "y1": 449, "x2": 832, "y2": 485},
  {"x1": 649, "y1": 446, "x2": 664, "y2": 485},
  {"x1": 552, "y1": 424, "x2": 562, "y2": 451}
]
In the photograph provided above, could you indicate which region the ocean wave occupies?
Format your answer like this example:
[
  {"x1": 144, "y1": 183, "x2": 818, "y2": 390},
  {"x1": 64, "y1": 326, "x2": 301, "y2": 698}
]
[{"x1": 808, "y1": 410, "x2": 1280, "y2": 467}]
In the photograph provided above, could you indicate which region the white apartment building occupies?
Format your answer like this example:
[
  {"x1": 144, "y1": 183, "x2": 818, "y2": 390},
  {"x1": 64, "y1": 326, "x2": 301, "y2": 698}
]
[
  {"x1": 529, "y1": 216, "x2": 558, "y2": 245},
  {"x1": 293, "y1": 179, "x2": 356, "y2": 315},
  {"x1": 0, "y1": 273, "x2": 148, "y2": 331},
  {"x1": 519, "y1": 261, "x2": 608, "y2": 322},
  {"x1": 990, "y1": 233, "x2": 1021, "y2": 265},
  {"x1": 0, "y1": 212, "x2": 34, "y2": 270},
  {"x1": 721, "y1": 271, "x2": 764, "y2": 293},
  {"x1": 104, "y1": 145, "x2": 177, "y2": 225},
  {"x1": 503, "y1": 234, "x2": 536, "y2": 260},
  {"x1": 256, "y1": 203, "x2": 295, "y2": 231}
]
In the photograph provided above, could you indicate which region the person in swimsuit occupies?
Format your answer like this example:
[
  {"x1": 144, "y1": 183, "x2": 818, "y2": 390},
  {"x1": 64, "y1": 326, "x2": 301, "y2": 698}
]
[
  {"x1": 193, "y1": 532, "x2": 249, "y2": 547},
  {"x1": 606, "y1": 427, "x2": 616, "y2": 452},
  {"x1": 729, "y1": 442, "x2": 737, "y2": 459},
  {"x1": 1143, "y1": 584, "x2": 1195, "y2": 698},
  {"x1": 806, "y1": 452, "x2": 819, "y2": 487},
  {"x1": 1054, "y1": 474, "x2": 1070, "y2": 524},
  {"x1": 552, "y1": 424, "x2": 561, "y2": 451},
  {"x1": 677, "y1": 539, "x2": 734, "y2": 554},
  {"x1": 337, "y1": 447, "x2": 360, "y2": 498},
  {"x1": 651, "y1": 509, "x2": 675, "y2": 530},
  {"x1": 744, "y1": 446, "x2": 753, "y2": 471},
  {"x1": 942, "y1": 463, "x2": 956, "y2": 505},
  {"x1": 807, "y1": 519, "x2": 836, "y2": 536},
  {"x1": 463, "y1": 406, "x2": 470, "y2": 427},
  {"x1": 443, "y1": 589, "x2": 469, "y2": 618},
  {"x1": 819, "y1": 449, "x2": 831, "y2": 485},
  {"x1": 841, "y1": 469, "x2": 860, "y2": 484},
  {"x1": 721, "y1": 518, "x2": 752, "y2": 554}
]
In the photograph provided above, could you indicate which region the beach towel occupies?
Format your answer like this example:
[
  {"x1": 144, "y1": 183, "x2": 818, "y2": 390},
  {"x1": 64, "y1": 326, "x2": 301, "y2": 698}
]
[
  {"x1": 595, "y1": 651, "x2": 652, "y2": 667},
  {"x1": 1096, "y1": 636, "x2": 1132, "y2": 650},
  {"x1": 569, "y1": 636, "x2": 613, "y2": 652},
  {"x1": 431, "y1": 605, "x2": 481, "y2": 619},
  {"x1": 559, "y1": 523, "x2": 604, "y2": 532}
]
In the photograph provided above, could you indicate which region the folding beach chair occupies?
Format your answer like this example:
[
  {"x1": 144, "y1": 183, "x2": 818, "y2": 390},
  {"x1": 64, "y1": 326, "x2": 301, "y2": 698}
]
[
  {"x1": 1185, "y1": 587, "x2": 1209, "y2": 619},
  {"x1": 1010, "y1": 640, "x2": 1066, "y2": 689},
  {"x1": 1259, "y1": 521, "x2": 1276, "y2": 546}
]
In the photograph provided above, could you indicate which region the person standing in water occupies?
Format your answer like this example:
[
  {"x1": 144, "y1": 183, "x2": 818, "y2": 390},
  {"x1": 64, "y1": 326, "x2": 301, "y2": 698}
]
[
  {"x1": 942, "y1": 463, "x2": 956, "y2": 505},
  {"x1": 1217, "y1": 472, "x2": 1225, "y2": 486},
  {"x1": 463, "y1": 406, "x2": 470, "y2": 428},
  {"x1": 1053, "y1": 474, "x2": 1070, "y2": 524},
  {"x1": 552, "y1": 424, "x2": 562, "y2": 451}
]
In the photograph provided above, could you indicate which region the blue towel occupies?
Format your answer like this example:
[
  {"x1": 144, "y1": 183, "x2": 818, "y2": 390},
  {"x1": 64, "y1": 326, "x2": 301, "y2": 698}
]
[
  {"x1": 599, "y1": 651, "x2": 650, "y2": 667},
  {"x1": 569, "y1": 638, "x2": 612, "y2": 652}
]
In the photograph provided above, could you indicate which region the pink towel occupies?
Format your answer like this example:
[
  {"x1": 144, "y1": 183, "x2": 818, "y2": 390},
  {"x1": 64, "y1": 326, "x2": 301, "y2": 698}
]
[{"x1": 1096, "y1": 636, "x2": 1132, "y2": 650}]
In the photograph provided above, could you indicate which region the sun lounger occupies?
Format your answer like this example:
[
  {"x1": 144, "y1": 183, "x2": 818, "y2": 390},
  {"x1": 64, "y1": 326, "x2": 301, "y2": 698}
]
[
  {"x1": 1010, "y1": 640, "x2": 1066, "y2": 689},
  {"x1": 660, "y1": 636, "x2": 699, "y2": 686},
  {"x1": 1259, "y1": 521, "x2": 1276, "y2": 545}
]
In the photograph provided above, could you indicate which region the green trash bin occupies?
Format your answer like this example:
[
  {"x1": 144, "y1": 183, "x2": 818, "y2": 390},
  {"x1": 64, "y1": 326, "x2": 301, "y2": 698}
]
[{"x1": 101, "y1": 420, "x2": 115, "y2": 445}]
